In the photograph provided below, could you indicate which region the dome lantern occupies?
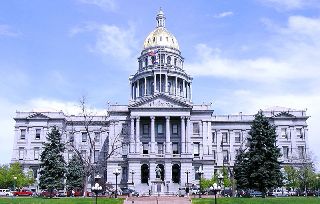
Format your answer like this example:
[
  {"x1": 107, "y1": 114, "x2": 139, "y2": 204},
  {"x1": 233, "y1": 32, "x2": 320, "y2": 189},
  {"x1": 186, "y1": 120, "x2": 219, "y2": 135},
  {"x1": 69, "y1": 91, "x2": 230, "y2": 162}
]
[{"x1": 156, "y1": 8, "x2": 165, "y2": 28}]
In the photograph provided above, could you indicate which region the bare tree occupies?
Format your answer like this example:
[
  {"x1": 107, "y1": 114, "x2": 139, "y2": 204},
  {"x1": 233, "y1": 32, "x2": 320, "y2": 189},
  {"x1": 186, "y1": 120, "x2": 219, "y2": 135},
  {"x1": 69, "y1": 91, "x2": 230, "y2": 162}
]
[{"x1": 65, "y1": 96, "x2": 122, "y2": 197}]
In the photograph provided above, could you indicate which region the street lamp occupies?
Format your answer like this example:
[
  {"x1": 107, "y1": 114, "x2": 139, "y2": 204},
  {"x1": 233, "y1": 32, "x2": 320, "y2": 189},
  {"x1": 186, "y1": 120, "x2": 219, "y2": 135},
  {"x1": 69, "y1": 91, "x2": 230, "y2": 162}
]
[
  {"x1": 185, "y1": 169, "x2": 190, "y2": 196},
  {"x1": 196, "y1": 167, "x2": 204, "y2": 198},
  {"x1": 113, "y1": 168, "x2": 120, "y2": 198},
  {"x1": 210, "y1": 183, "x2": 222, "y2": 204},
  {"x1": 130, "y1": 169, "x2": 135, "y2": 185},
  {"x1": 218, "y1": 173, "x2": 224, "y2": 197},
  {"x1": 13, "y1": 176, "x2": 17, "y2": 191},
  {"x1": 92, "y1": 182, "x2": 102, "y2": 204}
]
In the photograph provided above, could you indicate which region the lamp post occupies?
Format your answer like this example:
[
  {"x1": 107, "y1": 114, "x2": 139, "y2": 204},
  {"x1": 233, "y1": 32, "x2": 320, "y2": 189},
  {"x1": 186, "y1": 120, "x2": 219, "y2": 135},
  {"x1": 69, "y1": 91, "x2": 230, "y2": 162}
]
[
  {"x1": 218, "y1": 173, "x2": 224, "y2": 197},
  {"x1": 316, "y1": 176, "x2": 319, "y2": 198},
  {"x1": 92, "y1": 182, "x2": 102, "y2": 204},
  {"x1": 210, "y1": 183, "x2": 222, "y2": 204},
  {"x1": 13, "y1": 176, "x2": 17, "y2": 191},
  {"x1": 196, "y1": 167, "x2": 204, "y2": 198},
  {"x1": 130, "y1": 169, "x2": 135, "y2": 185},
  {"x1": 113, "y1": 168, "x2": 120, "y2": 198},
  {"x1": 185, "y1": 169, "x2": 190, "y2": 196}
]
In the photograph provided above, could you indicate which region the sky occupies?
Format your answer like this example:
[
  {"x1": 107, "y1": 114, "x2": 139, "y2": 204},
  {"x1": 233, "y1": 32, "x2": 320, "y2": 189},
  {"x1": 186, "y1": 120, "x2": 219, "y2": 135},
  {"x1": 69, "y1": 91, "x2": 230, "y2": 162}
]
[{"x1": 0, "y1": 0, "x2": 320, "y2": 169}]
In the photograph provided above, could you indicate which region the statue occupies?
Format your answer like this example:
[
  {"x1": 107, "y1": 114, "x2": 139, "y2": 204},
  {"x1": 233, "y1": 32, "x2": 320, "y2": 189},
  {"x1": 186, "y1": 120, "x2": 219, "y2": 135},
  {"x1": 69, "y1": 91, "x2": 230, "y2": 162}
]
[{"x1": 155, "y1": 165, "x2": 162, "y2": 179}]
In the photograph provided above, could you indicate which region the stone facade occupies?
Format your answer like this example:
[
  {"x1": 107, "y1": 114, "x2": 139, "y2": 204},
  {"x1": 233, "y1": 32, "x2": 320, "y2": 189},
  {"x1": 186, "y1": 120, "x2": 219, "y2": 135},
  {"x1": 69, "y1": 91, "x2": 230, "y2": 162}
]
[{"x1": 11, "y1": 10, "x2": 310, "y2": 194}]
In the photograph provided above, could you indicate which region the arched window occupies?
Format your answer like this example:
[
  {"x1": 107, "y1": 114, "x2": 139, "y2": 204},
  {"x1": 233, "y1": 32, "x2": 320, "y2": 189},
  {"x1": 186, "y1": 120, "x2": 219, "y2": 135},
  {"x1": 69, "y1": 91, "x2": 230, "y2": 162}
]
[
  {"x1": 151, "y1": 82, "x2": 154, "y2": 94},
  {"x1": 172, "y1": 164, "x2": 180, "y2": 183},
  {"x1": 168, "y1": 82, "x2": 172, "y2": 94},
  {"x1": 145, "y1": 57, "x2": 148, "y2": 67},
  {"x1": 141, "y1": 164, "x2": 149, "y2": 183},
  {"x1": 174, "y1": 58, "x2": 177, "y2": 66},
  {"x1": 167, "y1": 56, "x2": 171, "y2": 64}
]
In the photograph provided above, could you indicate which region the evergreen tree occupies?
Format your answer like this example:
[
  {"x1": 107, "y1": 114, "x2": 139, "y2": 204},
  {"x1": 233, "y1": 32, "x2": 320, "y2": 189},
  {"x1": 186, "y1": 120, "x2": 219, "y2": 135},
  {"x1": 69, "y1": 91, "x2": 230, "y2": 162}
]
[
  {"x1": 246, "y1": 111, "x2": 283, "y2": 197},
  {"x1": 39, "y1": 126, "x2": 66, "y2": 197},
  {"x1": 66, "y1": 154, "x2": 84, "y2": 191},
  {"x1": 234, "y1": 149, "x2": 249, "y2": 190}
]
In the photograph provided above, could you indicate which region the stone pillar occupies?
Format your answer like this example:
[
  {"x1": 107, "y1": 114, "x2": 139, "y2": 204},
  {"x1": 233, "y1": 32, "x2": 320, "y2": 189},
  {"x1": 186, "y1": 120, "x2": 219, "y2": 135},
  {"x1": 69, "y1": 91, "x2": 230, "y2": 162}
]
[
  {"x1": 216, "y1": 130, "x2": 222, "y2": 166},
  {"x1": 181, "y1": 117, "x2": 186, "y2": 154},
  {"x1": 229, "y1": 130, "x2": 235, "y2": 165},
  {"x1": 165, "y1": 74, "x2": 168, "y2": 93},
  {"x1": 165, "y1": 116, "x2": 171, "y2": 154},
  {"x1": 151, "y1": 116, "x2": 155, "y2": 153},
  {"x1": 154, "y1": 74, "x2": 157, "y2": 93},
  {"x1": 165, "y1": 162, "x2": 172, "y2": 185},
  {"x1": 183, "y1": 79, "x2": 185, "y2": 98},
  {"x1": 186, "y1": 117, "x2": 191, "y2": 154},
  {"x1": 202, "y1": 122, "x2": 208, "y2": 156},
  {"x1": 190, "y1": 82, "x2": 193, "y2": 102},
  {"x1": 175, "y1": 76, "x2": 178, "y2": 96},
  {"x1": 135, "y1": 117, "x2": 140, "y2": 154},
  {"x1": 144, "y1": 77, "x2": 147, "y2": 96},
  {"x1": 130, "y1": 117, "x2": 135, "y2": 153},
  {"x1": 208, "y1": 122, "x2": 212, "y2": 155},
  {"x1": 137, "y1": 79, "x2": 140, "y2": 98},
  {"x1": 150, "y1": 162, "x2": 156, "y2": 181},
  {"x1": 130, "y1": 81, "x2": 132, "y2": 100}
]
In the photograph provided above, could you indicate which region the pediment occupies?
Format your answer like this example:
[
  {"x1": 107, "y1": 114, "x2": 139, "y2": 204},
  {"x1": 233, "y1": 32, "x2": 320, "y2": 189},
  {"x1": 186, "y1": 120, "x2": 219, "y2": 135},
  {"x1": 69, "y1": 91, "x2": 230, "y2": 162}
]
[
  {"x1": 129, "y1": 94, "x2": 192, "y2": 109},
  {"x1": 272, "y1": 111, "x2": 295, "y2": 118},
  {"x1": 27, "y1": 112, "x2": 50, "y2": 119}
]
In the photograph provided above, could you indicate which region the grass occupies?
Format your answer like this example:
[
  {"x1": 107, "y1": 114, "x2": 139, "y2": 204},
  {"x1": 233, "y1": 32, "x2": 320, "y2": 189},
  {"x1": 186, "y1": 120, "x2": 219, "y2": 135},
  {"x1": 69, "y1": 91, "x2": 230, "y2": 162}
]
[
  {"x1": 192, "y1": 197, "x2": 320, "y2": 204},
  {"x1": 0, "y1": 197, "x2": 124, "y2": 204}
]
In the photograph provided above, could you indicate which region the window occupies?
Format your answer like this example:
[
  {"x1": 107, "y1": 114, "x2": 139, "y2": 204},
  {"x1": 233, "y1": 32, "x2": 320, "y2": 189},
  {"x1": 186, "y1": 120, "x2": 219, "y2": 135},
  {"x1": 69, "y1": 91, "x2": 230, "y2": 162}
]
[
  {"x1": 82, "y1": 132, "x2": 87, "y2": 142},
  {"x1": 193, "y1": 143, "x2": 200, "y2": 157},
  {"x1": 222, "y1": 132, "x2": 228, "y2": 143},
  {"x1": 122, "y1": 143, "x2": 128, "y2": 156},
  {"x1": 35, "y1": 129, "x2": 41, "y2": 140},
  {"x1": 143, "y1": 143, "x2": 149, "y2": 154},
  {"x1": 212, "y1": 150, "x2": 216, "y2": 160},
  {"x1": 281, "y1": 128, "x2": 287, "y2": 138},
  {"x1": 94, "y1": 132, "x2": 100, "y2": 143},
  {"x1": 223, "y1": 150, "x2": 229, "y2": 163},
  {"x1": 143, "y1": 124, "x2": 149, "y2": 134},
  {"x1": 283, "y1": 146, "x2": 289, "y2": 159},
  {"x1": 172, "y1": 124, "x2": 178, "y2": 135},
  {"x1": 235, "y1": 149, "x2": 240, "y2": 156},
  {"x1": 167, "y1": 56, "x2": 171, "y2": 64},
  {"x1": 69, "y1": 134, "x2": 74, "y2": 143},
  {"x1": 157, "y1": 143, "x2": 164, "y2": 154},
  {"x1": 172, "y1": 143, "x2": 179, "y2": 154},
  {"x1": 296, "y1": 128, "x2": 303, "y2": 139},
  {"x1": 194, "y1": 166, "x2": 202, "y2": 180},
  {"x1": 94, "y1": 150, "x2": 99, "y2": 163},
  {"x1": 193, "y1": 123, "x2": 199, "y2": 134},
  {"x1": 157, "y1": 124, "x2": 164, "y2": 134},
  {"x1": 145, "y1": 57, "x2": 148, "y2": 66},
  {"x1": 20, "y1": 129, "x2": 26, "y2": 140},
  {"x1": 34, "y1": 147, "x2": 39, "y2": 160},
  {"x1": 19, "y1": 147, "x2": 24, "y2": 160},
  {"x1": 81, "y1": 150, "x2": 86, "y2": 158},
  {"x1": 212, "y1": 132, "x2": 216, "y2": 143},
  {"x1": 235, "y1": 132, "x2": 241, "y2": 143},
  {"x1": 298, "y1": 146, "x2": 305, "y2": 159}
]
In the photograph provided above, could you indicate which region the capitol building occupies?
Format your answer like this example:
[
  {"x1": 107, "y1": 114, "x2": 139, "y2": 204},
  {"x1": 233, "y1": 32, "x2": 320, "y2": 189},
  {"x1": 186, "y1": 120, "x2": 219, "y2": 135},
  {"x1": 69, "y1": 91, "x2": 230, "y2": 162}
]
[{"x1": 11, "y1": 10, "x2": 310, "y2": 194}]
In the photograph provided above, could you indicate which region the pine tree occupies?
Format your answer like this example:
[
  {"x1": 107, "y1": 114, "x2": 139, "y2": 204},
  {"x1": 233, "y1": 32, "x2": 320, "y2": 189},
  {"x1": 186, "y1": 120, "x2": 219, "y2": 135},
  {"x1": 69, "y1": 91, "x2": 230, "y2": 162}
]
[
  {"x1": 39, "y1": 126, "x2": 66, "y2": 197},
  {"x1": 66, "y1": 154, "x2": 84, "y2": 191},
  {"x1": 234, "y1": 149, "x2": 249, "y2": 190},
  {"x1": 246, "y1": 111, "x2": 283, "y2": 197}
]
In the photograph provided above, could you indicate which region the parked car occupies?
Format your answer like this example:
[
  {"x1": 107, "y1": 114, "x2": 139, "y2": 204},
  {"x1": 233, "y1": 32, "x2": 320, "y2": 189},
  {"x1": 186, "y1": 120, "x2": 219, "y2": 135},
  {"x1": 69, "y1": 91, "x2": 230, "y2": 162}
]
[
  {"x1": 271, "y1": 189, "x2": 289, "y2": 197},
  {"x1": 221, "y1": 188, "x2": 233, "y2": 197},
  {"x1": 243, "y1": 190, "x2": 263, "y2": 197},
  {"x1": 121, "y1": 188, "x2": 139, "y2": 196},
  {"x1": 177, "y1": 187, "x2": 186, "y2": 197},
  {"x1": 67, "y1": 190, "x2": 91, "y2": 197},
  {"x1": 0, "y1": 189, "x2": 13, "y2": 196},
  {"x1": 40, "y1": 190, "x2": 58, "y2": 197},
  {"x1": 191, "y1": 187, "x2": 200, "y2": 195},
  {"x1": 13, "y1": 189, "x2": 33, "y2": 196}
]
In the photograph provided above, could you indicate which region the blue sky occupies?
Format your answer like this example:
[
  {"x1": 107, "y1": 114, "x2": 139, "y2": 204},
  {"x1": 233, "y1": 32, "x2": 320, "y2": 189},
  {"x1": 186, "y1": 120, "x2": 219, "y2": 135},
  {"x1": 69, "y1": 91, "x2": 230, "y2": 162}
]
[{"x1": 1, "y1": 0, "x2": 320, "y2": 169}]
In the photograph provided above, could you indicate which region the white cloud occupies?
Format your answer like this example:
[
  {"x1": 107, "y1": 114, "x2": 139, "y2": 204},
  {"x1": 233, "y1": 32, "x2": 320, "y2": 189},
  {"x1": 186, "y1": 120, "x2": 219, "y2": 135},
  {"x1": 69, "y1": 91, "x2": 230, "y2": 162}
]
[
  {"x1": 213, "y1": 11, "x2": 234, "y2": 18},
  {"x1": 0, "y1": 24, "x2": 19, "y2": 37},
  {"x1": 70, "y1": 22, "x2": 138, "y2": 69},
  {"x1": 78, "y1": 0, "x2": 116, "y2": 11},
  {"x1": 258, "y1": 0, "x2": 319, "y2": 10}
]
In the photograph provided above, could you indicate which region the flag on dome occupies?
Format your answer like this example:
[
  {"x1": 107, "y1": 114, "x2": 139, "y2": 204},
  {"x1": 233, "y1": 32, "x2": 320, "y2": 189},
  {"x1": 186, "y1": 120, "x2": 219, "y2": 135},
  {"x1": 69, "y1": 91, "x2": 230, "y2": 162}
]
[{"x1": 148, "y1": 49, "x2": 158, "y2": 56}]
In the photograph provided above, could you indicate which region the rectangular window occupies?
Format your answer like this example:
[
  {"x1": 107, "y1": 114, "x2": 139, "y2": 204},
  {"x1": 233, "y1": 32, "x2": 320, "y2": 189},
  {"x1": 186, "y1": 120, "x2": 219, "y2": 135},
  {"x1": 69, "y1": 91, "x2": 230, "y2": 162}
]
[
  {"x1": 298, "y1": 146, "x2": 305, "y2": 159},
  {"x1": 212, "y1": 150, "x2": 216, "y2": 160},
  {"x1": 34, "y1": 147, "x2": 39, "y2": 160},
  {"x1": 69, "y1": 134, "x2": 74, "y2": 143},
  {"x1": 223, "y1": 150, "x2": 229, "y2": 163},
  {"x1": 122, "y1": 143, "x2": 128, "y2": 156},
  {"x1": 172, "y1": 143, "x2": 179, "y2": 154},
  {"x1": 296, "y1": 128, "x2": 303, "y2": 139},
  {"x1": 35, "y1": 129, "x2": 41, "y2": 140},
  {"x1": 143, "y1": 143, "x2": 149, "y2": 154},
  {"x1": 235, "y1": 132, "x2": 241, "y2": 143},
  {"x1": 157, "y1": 124, "x2": 164, "y2": 134},
  {"x1": 94, "y1": 132, "x2": 100, "y2": 143},
  {"x1": 212, "y1": 132, "x2": 216, "y2": 143},
  {"x1": 82, "y1": 132, "x2": 87, "y2": 142},
  {"x1": 222, "y1": 132, "x2": 228, "y2": 143},
  {"x1": 172, "y1": 124, "x2": 178, "y2": 135},
  {"x1": 283, "y1": 146, "x2": 289, "y2": 159},
  {"x1": 281, "y1": 128, "x2": 287, "y2": 138},
  {"x1": 19, "y1": 147, "x2": 24, "y2": 160},
  {"x1": 94, "y1": 150, "x2": 99, "y2": 163},
  {"x1": 20, "y1": 129, "x2": 26, "y2": 140},
  {"x1": 193, "y1": 123, "x2": 200, "y2": 134},
  {"x1": 143, "y1": 124, "x2": 149, "y2": 134},
  {"x1": 193, "y1": 143, "x2": 200, "y2": 156},
  {"x1": 81, "y1": 150, "x2": 86, "y2": 158},
  {"x1": 157, "y1": 143, "x2": 164, "y2": 154}
]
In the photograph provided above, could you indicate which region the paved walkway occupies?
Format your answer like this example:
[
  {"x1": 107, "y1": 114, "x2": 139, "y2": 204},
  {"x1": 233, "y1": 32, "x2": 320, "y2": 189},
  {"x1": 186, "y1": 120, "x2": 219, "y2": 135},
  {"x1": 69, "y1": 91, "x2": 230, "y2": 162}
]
[{"x1": 124, "y1": 196, "x2": 192, "y2": 204}]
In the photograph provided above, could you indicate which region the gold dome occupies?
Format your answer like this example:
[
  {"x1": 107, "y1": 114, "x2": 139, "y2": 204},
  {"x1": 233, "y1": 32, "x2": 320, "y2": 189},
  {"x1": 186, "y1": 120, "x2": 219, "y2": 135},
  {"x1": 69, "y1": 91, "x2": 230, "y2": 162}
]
[{"x1": 143, "y1": 9, "x2": 179, "y2": 50}]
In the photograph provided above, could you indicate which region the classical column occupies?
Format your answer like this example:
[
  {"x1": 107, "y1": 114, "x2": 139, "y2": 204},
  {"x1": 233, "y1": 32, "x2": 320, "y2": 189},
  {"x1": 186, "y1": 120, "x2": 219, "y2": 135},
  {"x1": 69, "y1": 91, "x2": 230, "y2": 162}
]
[
  {"x1": 175, "y1": 76, "x2": 178, "y2": 96},
  {"x1": 130, "y1": 117, "x2": 135, "y2": 153},
  {"x1": 208, "y1": 122, "x2": 212, "y2": 155},
  {"x1": 190, "y1": 82, "x2": 193, "y2": 102},
  {"x1": 137, "y1": 79, "x2": 140, "y2": 98},
  {"x1": 151, "y1": 116, "x2": 155, "y2": 153},
  {"x1": 165, "y1": 116, "x2": 171, "y2": 154},
  {"x1": 135, "y1": 117, "x2": 140, "y2": 154},
  {"x1": 182, "y1": 80, "x2": 185, "y2": 98},
  {"x1": 144, "y1": 77, "x2": 147, "y2": 96},
  {"x1": 130, "y1": 81, "x2": 132, "y2": 100},
  {"x1": 165, "y1": 74, "x2": 168, "y2": 93},
  {"x1": 186, "y1": 117, "x2": 191, "y2": 154},
  {"x1": 202, "y1": 122, "x2": 208, "y2": 155},
  {"x1": 181, "y1": 117, "x2": 186, "y2": 154},
  {"x1": 154, "y1": 74, "x2": 157, "y2": 93}
]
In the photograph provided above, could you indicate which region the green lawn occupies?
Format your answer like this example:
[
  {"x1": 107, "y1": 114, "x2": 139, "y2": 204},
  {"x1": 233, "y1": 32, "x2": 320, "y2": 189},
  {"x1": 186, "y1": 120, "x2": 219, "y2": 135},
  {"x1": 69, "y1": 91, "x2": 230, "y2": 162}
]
[
  {"x1": 0, "y1": 197, "x2": 124, "y2": 204},
  {"x1": 192, "y1": 197, "x2": 320, "y2": 204}
]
